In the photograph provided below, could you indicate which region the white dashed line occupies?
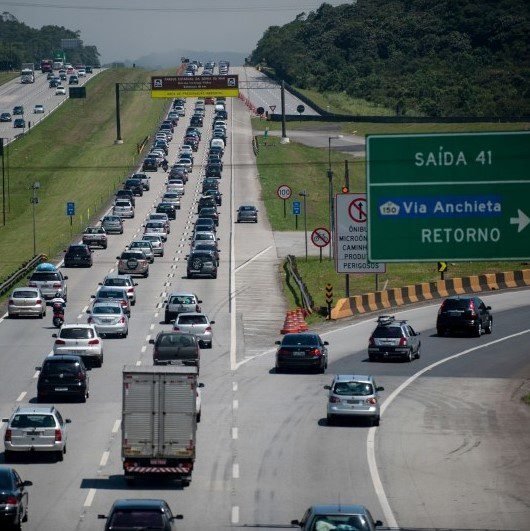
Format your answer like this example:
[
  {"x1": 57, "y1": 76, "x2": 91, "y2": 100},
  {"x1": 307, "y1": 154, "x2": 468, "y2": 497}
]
[
  {"x1": 232, "y1": 399, "x2": 238, "y2": 411},
  {"x1": 33, "y1": 371, "x2": 40, "y2": 379},
  {"x1": 83, "y1": 488, "x2": 96, "y2": 507},
  {"x1": 154, "y1": 312, "x2": 159, "y2": 318},
  {"x1": 16, "y1": 392, "x2": 26, "y2": 402},
  {"x1": 141, "y1": 346, "x2": 146, "y2": 353},
  {"x1": 108, "y1": 268, "x2": 115, "y2": 274},
  {"x1": 232, "y1": 427, "x2": 238, "y2": 440},
  {"x1": 232, "y1": 382, "x2": 238, "y2": 392},
  {"x1": 112, "y1": 420, "x2": 121, "y2": 434},
  {"x1": 77, "y1": 314, "x2": 83, "y2": 319},
  {"x1": 99, "y1": 451, "x2": 110, "y2": 468},
  {"x1": 146, "y1": 335, "x2": 151, "y2": 341},
  {"x1": 136, "y1": 360, "x2": 142, "y2": 366},
  {"x1": 150, "y1": 324, "x2": 154, "y2": 330},
  {"x1": 82, "y1": 305, "x2": 88, "y2": 313},
  {"x1": 231, "y1": 506, "x2": 239, "y2": 524},
  {"x1": 232, "y1": 463, "x2": 239, "y2": 479}
]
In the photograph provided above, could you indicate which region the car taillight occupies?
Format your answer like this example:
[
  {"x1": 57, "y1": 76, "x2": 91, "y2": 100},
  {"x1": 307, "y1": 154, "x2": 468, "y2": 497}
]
[
  {"x1": 77, "y1": 372, "x2": 86, "y2": 381},
  {"x1": 8, "y1": 299, "x2": 14, "y2": 305},
  {"x1": 119, "y1": 317, "x2": 126, "y2": 324},
  {"x1": 309, "y1": 348, "x2": 322, "y2": 357},
  {"x1": 205, "y1": 326, "x2": 212, "y2": 332},
  {"x1": 5, "y1": 495, "x2": 17, "y2": 505},
  {"x1": 469, "y1": 301, "x2": 478, "y2": 319},
  {"x1": 369, "y1": 337, "x2": 375, "y2": 347},
  {"x1": 54, "y1": 429, "x2": 62, "y2": 442},
  {"x1": 87, "y1": 317, "x2": 93, "y2": 323},
  {"x1": 4, "y1": 429, "x2": 11, "y2": 442},
  {"x1": 399, "y1": 337, "x2": 408, "y2": 346},
  {"x1": 128, "y1": 287, "x2": 134, "y2": 292},
  {"x1": 277, "y1": 348, "x2": 289, "y2": 356},
  {"x1": 120, "y1": 300, "x2": 127, "y2": 306},
  {"x1": 28, "y1": 282, "x2": 37, "y2": 287},
  {"x1": 53, "y1": 283, "x2": 62, "y2": 288},
  {"x1": 438, "y1": 300, "x2": 447, "y2": 315},
  {"x1": 366, "y1": 397, "x2": 378, "y2": 405},
  {"x1": 88, "y1": 339, "x2": 100, "y2": 345},
  {"x1": 329, "y1": 396, "x2": 340, "y2": 403},
  {"x1": 55, "y1": 339, "x2": 66, "y2": 345},
  {"x1": 36, "y1": 299, "x2": 42, "y2": 304},
  {"x1": 173, "y1": 326, "x2": 180, "y2": 331}
]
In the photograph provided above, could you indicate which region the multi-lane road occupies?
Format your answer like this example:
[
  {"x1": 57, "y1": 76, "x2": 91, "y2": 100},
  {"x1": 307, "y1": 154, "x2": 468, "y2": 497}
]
[{"x1": 0, "y1": 69, "x2": 529, "y2": 531}]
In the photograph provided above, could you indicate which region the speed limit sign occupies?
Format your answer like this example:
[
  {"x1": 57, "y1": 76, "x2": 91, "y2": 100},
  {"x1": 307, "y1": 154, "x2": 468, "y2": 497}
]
[{"x1": 277, "y1": 185, "x2": 292, "y2": 200}]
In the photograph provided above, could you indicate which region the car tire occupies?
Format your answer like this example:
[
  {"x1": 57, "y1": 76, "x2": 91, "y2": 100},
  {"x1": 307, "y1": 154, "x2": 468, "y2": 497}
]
[
  {"x1": 485, "y1": 319, "x2": 493, "y2": 334},
  {"x1": 474, "y1": 322, "x2": 482, "y2": 337},
  {"x1": 164, "y1": 315, "x2": 171, "y2": 324},
  {"x1": 56, "y1": 449, "x2": 64, "y2": 462},
  {"x1": 79, "y1": 392, "x2": 86, "y2": 403},
  {"x1": 95, "y1": 355, "x2": 103, "y2": 368},
  {"x1": 275, "y1": 365, "x2": 282, "y2": 374},
  {"x1": 372, "y1": 416, "x2": 380, "y2": 427},
  {"x1": 37, "y1": 394, "x2": 44, "y2": 403},
  {"x1": 22, "y1": 508, "x2": 28, "y2": 522},
  {"x1": 3, "y1": 450, "x2": 13, "y2": 463},
  {"x1": 211, "y1": 273, "x2": 217, "y2": 279},
  {"x1": 131, "y1": 300, "x2": 136, "y2": 306},
  {"x1": 407, "y1": 350, "x2": 414, "y2": 363},
  {"x1": 327, "y1": 414, "x2": 334, "y2": 426},
  {"x1": 39, "y1": 311, "x2": 44, "y2": 319},
  {"x1": 437, "y1": 328, "x2": 445, "y2": 337},
  {"x1": 103, "y1": 243, "x2": 108, "y2": 249},
  {"x1": 368, "y1": 354, "x2": 377, "y2": 362},
  {"x1": 197, "y1": 411, "x2": 201, "y2": 423},
  {"x1": 415, "y1": 345, "x2": 421, "y2": 359}
]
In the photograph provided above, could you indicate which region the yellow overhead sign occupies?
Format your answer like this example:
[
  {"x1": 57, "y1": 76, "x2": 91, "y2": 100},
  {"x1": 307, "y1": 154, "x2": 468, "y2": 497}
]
[
  {"x1": 150, "y1": 75, "x2": 239, "y2": 98},
  {"x1": 151, "y1": 88, "x2": 239, "y2": 98}
]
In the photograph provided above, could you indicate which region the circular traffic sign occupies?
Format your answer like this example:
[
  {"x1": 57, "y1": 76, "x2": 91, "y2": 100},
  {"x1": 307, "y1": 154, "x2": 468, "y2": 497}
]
[
  {"x1": 348, "y1": 198, "x2": 367, "y2": 223},
  {"x1": 311, "y1": 227, "x2": 331, "y2": 248},
  {"x1": 296, "y1": 104, "x2": 305, "y2": 114},
  {"x1": 277, "y1": 185, "x2": 292, "y2": 200},
  {"x1": 256, "y1": 106, "x2": 264, "y2": 115}
]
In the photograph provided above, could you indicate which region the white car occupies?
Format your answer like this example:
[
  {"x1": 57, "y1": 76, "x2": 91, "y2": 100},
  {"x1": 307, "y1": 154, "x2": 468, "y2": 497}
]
[
  {"x1": 177, "y1": 158, "x2": 192, "y2": 172},
  {"x1": 174, "y1": 105, "x2": 185, "y2": 116},
  {"x1": 180, "y1": 144, "x2": 193, "y2": 155},
  {"x1": 33, "y1": 104, "x2": 44, "y2": 114},
  {"x1": 142, "y1": 233, "x2": 165, "y2": 257},
  {"x1": 128, "y1": 240, "x2": 155, "y2": 263},
  {"x1": 161, "y1": 192, "x2": 181, "y2": 209},
  {"x1": 166, "y1": 179, "x2": 184, "y2": 196},
  {"x1": 55, "y1": 86, "x2": 66, "y2": 95},
  {"x1": 98, "y1": 274, "x2": 138, "y2": 305},
  {"x1": 77, "y1": 69, "x2": 86, "y2": 77},
  {"x1": 113, "y1": 200, "x2": 134, "y2": 218},
  {"x1": 144, "y1": 221, "x2": 168, "y2": 241},
  {"x1": 52, "y1": 324, "x2": 104, "y2": 367}
]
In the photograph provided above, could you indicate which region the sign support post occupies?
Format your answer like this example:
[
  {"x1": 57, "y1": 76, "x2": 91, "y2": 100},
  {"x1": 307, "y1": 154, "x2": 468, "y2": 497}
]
[{"x1": 277, "y1": 185, "x2": 292, "y2": 219}]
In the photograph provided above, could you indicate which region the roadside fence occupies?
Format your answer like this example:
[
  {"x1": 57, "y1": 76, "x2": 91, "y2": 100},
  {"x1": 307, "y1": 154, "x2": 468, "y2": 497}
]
[
  {"x1": 285, "y1": 254, "x2": 314, "y2": 314},
  {"x1": 0, "y1": 254, "x2": 47, "y2": 298}
]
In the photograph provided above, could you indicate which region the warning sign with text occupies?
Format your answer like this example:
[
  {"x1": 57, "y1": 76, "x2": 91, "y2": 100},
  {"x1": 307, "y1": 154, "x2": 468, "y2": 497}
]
[
  {"x1": 151, "y1": 75, "x2": 239, "y2": 98},
  {"x1": 335, "y1": 193, "x2": 386, "y2": 273}
]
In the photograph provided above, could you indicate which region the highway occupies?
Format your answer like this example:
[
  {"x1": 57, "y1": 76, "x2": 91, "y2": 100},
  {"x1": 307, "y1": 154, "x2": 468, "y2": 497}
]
[{"x1": 0, "y1": 75, "x2": 529, "y2": 531}]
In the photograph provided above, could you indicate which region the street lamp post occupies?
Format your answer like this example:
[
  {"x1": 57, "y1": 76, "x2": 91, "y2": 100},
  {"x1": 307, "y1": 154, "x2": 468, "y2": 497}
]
[
  {"x1": 327, "y1": 135, "x2": 343, "y2": 259},
  {"x1": 299, "y1": 190, "x2": 308, "y2": 261},
  {"x1": 30, "y1": 181, "x2": 40, "y2": 256}
]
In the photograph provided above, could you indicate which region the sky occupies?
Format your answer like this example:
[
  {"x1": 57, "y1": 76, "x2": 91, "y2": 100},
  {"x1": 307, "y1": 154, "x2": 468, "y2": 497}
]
[{"x1": 1, "y1": 0, "x2": 349, "y2": 64}]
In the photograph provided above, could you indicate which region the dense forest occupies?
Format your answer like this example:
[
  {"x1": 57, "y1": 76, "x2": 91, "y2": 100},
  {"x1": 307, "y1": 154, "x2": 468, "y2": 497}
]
[
  {"x1": 0, "y1": 13, "x2": 100, "y2": 69},
  {"x1": 250, "y1": 0, "x2": 530, "y2": 117}
]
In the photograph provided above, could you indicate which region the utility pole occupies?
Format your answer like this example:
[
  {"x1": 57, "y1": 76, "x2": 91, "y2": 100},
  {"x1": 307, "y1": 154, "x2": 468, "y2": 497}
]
[
  {"x1": 30, "y1": 181, "x2": 40, "y2": 256},
  {"x1": 280, "y1": 80, "x2": 289, "y2": 144},
  {"x1": 327, "y1": 135, "x2": 343, "y2": 259},
  {"x1": 115, "y1": 83, "x2": 123, "y2": 144},
  {"x1": 1, "y1": 138, "x2": 5, "y2": 225}
]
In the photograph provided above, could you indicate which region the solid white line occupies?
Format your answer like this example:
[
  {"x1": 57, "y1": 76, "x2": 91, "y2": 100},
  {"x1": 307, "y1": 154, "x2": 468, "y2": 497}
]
[
  {"x1": 231, "y1": 506, "x2": 239, "y2": 524},
  {"x1": 232, "y1": 399, "x2": 238, "y2": 411},
  {"x1": 234, "y1": 245, "x2": 273, "y2": 273},
  {"x1": 230, "y1": 107, "x2": 237, "y2": 372},
  {"x1": 83, "y1": 488, "x2": 97, "y2": 507},
  {"x1": 232, "y1": 463, "x2": 240, "y2": 479},
  {"x1": 99, "y1": 451, "x2": 110, "y2": 468},
  {"x1": 33, "y1": 371, "x2": 40, "y2": 379},
  {"x1": 232, "y1": 427, "x2": 238, "y2": 439},
  {"x1": 16, "y1": 392, "x2": 26, "y2": 402},
  {"x1": 366, "y1": 327, "x2": 530, "y2": 530},
  {"x1": 112, "y1": 420, "x2": 121, "y2": 434}
]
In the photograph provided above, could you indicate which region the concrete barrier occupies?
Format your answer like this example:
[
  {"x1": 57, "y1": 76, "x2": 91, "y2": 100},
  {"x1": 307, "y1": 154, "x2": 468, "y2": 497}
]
[{"x1": 331, "y1": 269, "x2": 530, "y2": 320}]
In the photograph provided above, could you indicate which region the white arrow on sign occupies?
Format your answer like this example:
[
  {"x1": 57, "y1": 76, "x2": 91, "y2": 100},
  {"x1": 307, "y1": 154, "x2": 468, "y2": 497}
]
[{"x1": 510, "y1": 209, "x2": 530, "y2": 233}]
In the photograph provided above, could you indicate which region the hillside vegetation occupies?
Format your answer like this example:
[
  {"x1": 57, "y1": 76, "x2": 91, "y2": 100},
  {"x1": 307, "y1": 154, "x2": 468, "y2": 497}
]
[{"x1": 250, "y1": 0, "x2": 530, "y2": 117}]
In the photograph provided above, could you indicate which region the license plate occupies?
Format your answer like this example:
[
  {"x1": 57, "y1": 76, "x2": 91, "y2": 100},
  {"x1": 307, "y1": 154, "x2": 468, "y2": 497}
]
[
  {"x1": 102, "y1": 319, "x2": 112, "y2": 323},
  {"x1": 292, "y1": 351, "x2": 305, "y2": 357},
  {"x1": 55, "y1": 387, "x2": 68, "y2": 391},
  {"x1": 347, "y1": 400, "x2": 360, "y2": 404},
  {"x1": 150, "y1": 459, "x2": 167, "y2": 465}
]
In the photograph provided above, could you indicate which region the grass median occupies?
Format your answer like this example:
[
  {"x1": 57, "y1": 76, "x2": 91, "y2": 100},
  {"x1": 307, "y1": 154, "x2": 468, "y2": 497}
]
[
  {"x1": 0, "y1": 67, "x2": 169, "y2": 282},
  {"x1": 253, "y1": 125, "x2": 529, "y2": 321}
]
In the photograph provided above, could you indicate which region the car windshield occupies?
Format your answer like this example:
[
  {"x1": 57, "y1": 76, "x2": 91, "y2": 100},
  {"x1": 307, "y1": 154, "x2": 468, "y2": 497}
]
[
  {"x1": 282, "y1": 335, "x2": 319, "y2": 346},
  {"x1": 373, "y1": 327, "x2": 402, "y2": 338},
  {"x1": 310, "y1": 515, "x2": 371, "y2": 531},
  {"x1": 105, "y1": 278, "x2": 128, "y2": 287},
  {"x1": 109, "y1": 510, "x2": 164, "y2": 528},
  {"x1": 43, "y1": 361, "x2": 80, "y2": 374},
  {"x1": 13, "y1": 290, "x2": 39, "y2": 298},
  {"x1": 333, "y1": 382, "x2": 374, "y2": 396},
  {"x1": 443, "y1": 299, "x2": 471, "y2": 310},
  {"x1": 11, "y1": 414, "x2": 56, "y2": 429},
  {"x1": 178, "y1": 315, "x2": 207, "y2": 325},
  {"x1": 93, "y1": 305, "x2": 121, "y2": 315},
  {"x1": 170, "y1": 296, "x2": 195, "y2": 304},
  {"x1": 30, "y1": 272, "x2": 60, "y2": 282},
  {"x1": 60, "y1": 327, "x2": 94, "y2": 339}
]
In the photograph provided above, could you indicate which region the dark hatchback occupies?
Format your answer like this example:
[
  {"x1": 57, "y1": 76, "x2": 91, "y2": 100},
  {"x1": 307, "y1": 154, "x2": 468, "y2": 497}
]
[
  {"x1": 150, "y1": 331, "x2": 200, "y2": 369},
  {"x1": 115, "y1": 189, "x2": 135, "y2": 206},
  {"x1": 201, "y1": 178, "x2": 219, "y2": 194},
  {"x1": 64, "y1": 244, "x2": 93, "y2": 267},
  {"x1": 205, "y1": 163, "x2": 222, "y2": 178},
  {"x1": 0, "y1": 466, "x2": 32, "y2": 530},
  {"x1": 192, "y1": 242, "x2": 220, "y2": 266},
  {"x1": 197, "y1": 195, "x2": 217, "y2": 213},
  {"x1": 203, "y1": 188, "x2": 222, "y2": 206},
  {"x1": 99, "y1": 499, "x2": 182, "y2": 531},
  {"x1": 13, "y1": 118, "x2": 25, "y2": 129},
  {"x1": 142, "y1": 157, "x2": 158, "y2": 172},
  {"x1": 36, "y1": 355, "x2": 89, "y2": 402},
  {"x1": 156, "y1": 202, "x2": 177, "y2": 220},
  {"x1": 198, "y1": 207, "x2": 219, "y2": 226},
  {"x1": 187, "y1": 251, "x2": 218, "y2": 279},
  {"x1": 436, "y1": 296, "x2": 492, "y2": 337},
  {"x1": 275, "y1": 333, "x2": 329, "y2": 373},
  {"x1": 123, "y1": 178, "x2": 144, "y2": 196}
]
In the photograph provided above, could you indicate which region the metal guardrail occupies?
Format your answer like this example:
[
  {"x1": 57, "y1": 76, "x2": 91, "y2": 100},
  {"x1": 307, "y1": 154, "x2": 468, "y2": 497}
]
[
  {"x1": 285, "y1": 254, "x2": 314, "y2": 314},
  {"x1": 0, "y1": 254, "x2": 46, "y2": 297}
]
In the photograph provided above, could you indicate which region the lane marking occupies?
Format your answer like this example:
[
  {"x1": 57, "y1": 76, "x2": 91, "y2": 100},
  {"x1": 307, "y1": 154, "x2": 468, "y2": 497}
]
[
  {"x1": 367, "y1": 327, "x2": 530, "y2": 530},
  {"x1": 82, "y1": 305, "x2": 88, "y2": 313},
  {"x1": 77, "y1": 314, "x2": 83, "y2": 319},
  {"x1": 141, "y1": 346, "x2": 146, "y2": 353},
  {"x1": 234, "y1": 245, "x2": 273, "y2": 273},
  {"x1": 232, "y1": 463, "x2": 240, "y2": 479},
  {"x1": 83, "y1": 488, "x2": 96, "y2": 507},
  {"x1": 229, "y1": 106, "x2": 237, "y2": 372},
  {"x1": 146, "y1": 335, "x2": 151, "y2": 341},
  {"x1": 154, "y1": 312, "x2": 159, "y2": 318},
  {"x1": 150, "y1": 324, "x2": 154, "y2": 330},
  {"x1": 33, "y1": 371, "x2": 40, "y2": 379},
  {"x1": 232, "y1": 427, "x2": 238, "y2": 440},
  {"x1": 232, "y1": 382, "x2": 238, "y2": 392},
  {"x1": 232, "y1": 399, "x2": 238, "y2": 411},
  {"x1": 16, "y1": 392, "x2": 26, "y2": 402},
  {"x1": 231, "y1": 506, "x2": 239, "y2": 524},
  {"x1": 112, "y1": 420, "x2": 121, "y2": 434},
  {"x1": 136, "y1": 360, "x2": 142, "y2": 366},
  {"x1": 99, "y1": 451, "x2": 110, "y2": 468}
]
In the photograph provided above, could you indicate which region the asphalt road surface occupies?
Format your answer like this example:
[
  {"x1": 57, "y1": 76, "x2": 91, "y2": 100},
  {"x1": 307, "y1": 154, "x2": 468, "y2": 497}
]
[{"x1": 0, "y1": 79, "x2": 528, "y2": 531}]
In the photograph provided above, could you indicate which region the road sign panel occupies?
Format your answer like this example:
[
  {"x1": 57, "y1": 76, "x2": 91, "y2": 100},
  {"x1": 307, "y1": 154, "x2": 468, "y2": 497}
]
[
  {"x1": 66, "y1": 201, "x2": 75, "y2": 216},
  {"x1": 311, "y1": 227, "x2": 330, "y2": 248},
  {"x1": 325, "y1": 283, "x2": 333, "y2": 304},
  {"x1": 150, "y1": 75, "x2": 239, "y2": 98},
  {"x1": 292, "y1": 201, "x2": 301, "y2": 215},
  {"x1": 269, "y1": 105, "x2": 276, "y2": 112},
  {"x1": 437, "y1": 261, "x2": 448, "y2": 272},
  {"x1": 277, "y1": 185, "x2": 292, "y2": 200},
  {"x1": 367, "y1": 132, "x2": 530, "y2": 261},
  {"x1": 335, "y1": 193, "x2": 386, "y2": 273}
]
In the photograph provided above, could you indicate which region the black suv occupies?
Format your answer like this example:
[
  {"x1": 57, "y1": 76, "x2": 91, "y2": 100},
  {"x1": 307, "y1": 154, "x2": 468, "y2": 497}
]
[
  {"x1": 36, "y1": 355, "x2": 89, "y2": 402},
  {"x1": 142, "y1": 157, "x2": 158, "y2": 172},
  {"x1": 123, "y1": 178, "x2": 144, "y2": 196},
  {"x1": 368, "y1": 315, "x2": 421, "y2": 362},
  {"x1": 64, "y1": 244, "x2": 93, "y2": 267},
  {"x1": 187, "y1": 251, "x2": 218, "y2": 279},
  {"x1": 202, "y1": 178, "x2": 219, "y2": 194},
  {"x1": 197, "y1": 195, "x2": 217, "y2": 213},
  {"x1": 205, "y1": 163, "x2": 222, "y2": 178},
  {"x1": 115, "y1": 189, "x2": 135, "y2": 206},
  {"x1": 156, "y1": 202, "x2": 177, "y2": 220},
  {"x1": 99, "y1": 499, "x2": 182, "y2": 530},
  {"x1": 436, "y1": 296, "x2": 492, "y2": 337}
]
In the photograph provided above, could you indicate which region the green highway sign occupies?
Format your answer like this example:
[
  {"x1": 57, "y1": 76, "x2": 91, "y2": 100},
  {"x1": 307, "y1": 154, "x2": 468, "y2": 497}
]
[{"x1": 366, "y1": 131, "x2": 530, "y2": 261}]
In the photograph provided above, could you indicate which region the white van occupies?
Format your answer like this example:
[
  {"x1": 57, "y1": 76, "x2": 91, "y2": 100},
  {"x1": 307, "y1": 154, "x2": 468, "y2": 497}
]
[
  {"x1": 210, "y1": 138, "x2": 225, "y2": 150},
  {"x1": 214, "y1": 103, "x2": 225, "y2": 113}
]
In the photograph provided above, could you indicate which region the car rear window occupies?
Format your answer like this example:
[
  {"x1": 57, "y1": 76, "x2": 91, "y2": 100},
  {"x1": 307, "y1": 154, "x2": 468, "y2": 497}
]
[
  {"x1": 60, "y1": 327, "x2": 94, "y2": 339},
  {"x1": 99, "y1": 290, "x2": 125, "y2": 299},
  {"x1": 190, "y1": 252, "x2": 213, "y2": 260},
  {"x1": 93, "y1": 305, "x2": 121, "y2": 314},
  {"x1": 121, "y1": 252, "x2": 143, "y2": 259},
  {"x1": 105, "y1": 278, "x2": 128, "y2": 287},
  {"x1": 11, "y1": 414, "x2": 56, "y2": 429},
  {"x1": 170, "y1": 295, "x2": 195, "y2": 304},
  {"x1": 178, "y1": 315, "x2": 207, "y2": 325},
  {"x1": 43, "y1": 361, "x2": 80, "y2": 374},
  {"x1": 281, "y1": 335, "x2": 319, "y2": 346},
  {"x1": 68, "y1": 246, "x2": 87, "y2": 253},
  {"x1": 158, "y1": 333, "x2": 195, "y2": 347},
  {"x1": 13, "y1": 290, "x2": 39, "y2": 298},
  {"x1": 30, "y1": 272, "x2": 61, "y2": 282},
  {"x1": 373, "y1": 326, "x2": 403, "y2": 338},
  {"x1": 109, "y1": 511, "x2": 164, "y2": 528},
  {"x1": 443, "y1": 299, "x2": 471, "y2": 310},
  {"x1": 333, "y1": 382, "x2": 374, "y2": 396}
]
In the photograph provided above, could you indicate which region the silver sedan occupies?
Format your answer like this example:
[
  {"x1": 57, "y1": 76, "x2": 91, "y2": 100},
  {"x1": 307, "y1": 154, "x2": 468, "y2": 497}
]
[
  {"x1": 86, "y1": 302, "x2": 129, "y2": 338},
  {"x1": 8, "y1": 287, "x2": 46, "y2": 318}
]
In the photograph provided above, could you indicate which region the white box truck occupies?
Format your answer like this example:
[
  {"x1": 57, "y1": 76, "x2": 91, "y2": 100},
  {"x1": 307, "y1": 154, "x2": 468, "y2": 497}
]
[
  {"x1": 20, "y1": 63, "x2": 35, "y2": 84},
  {"x1": 121, "y1": 365, "x2": 198, "y2": 485}
]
